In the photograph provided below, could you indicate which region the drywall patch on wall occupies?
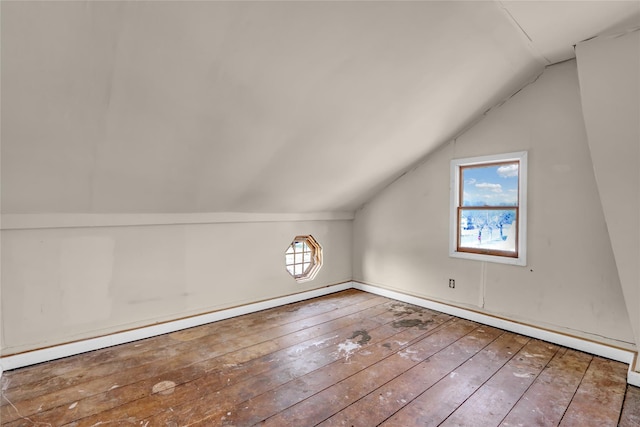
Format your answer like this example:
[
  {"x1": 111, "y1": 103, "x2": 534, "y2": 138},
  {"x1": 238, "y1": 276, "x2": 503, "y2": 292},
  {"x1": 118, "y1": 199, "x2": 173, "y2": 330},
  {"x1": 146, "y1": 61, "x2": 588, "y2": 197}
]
[
  {"x1": 60, "y1": 236, "x2": 114, "y2": 323},
  {"x1": 2, "y1": 233, "x2": 114, "y2": 346}
]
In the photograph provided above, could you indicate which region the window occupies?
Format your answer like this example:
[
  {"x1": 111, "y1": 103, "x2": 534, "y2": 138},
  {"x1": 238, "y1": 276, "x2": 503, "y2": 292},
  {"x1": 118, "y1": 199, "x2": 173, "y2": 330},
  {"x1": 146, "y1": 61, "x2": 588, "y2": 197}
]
[
  {"x1": 285, "y1": 235, "x2": 323, "y2": 282},
  {"x1": 450, "y1": 151, "x2": 527, "y2": 266}
]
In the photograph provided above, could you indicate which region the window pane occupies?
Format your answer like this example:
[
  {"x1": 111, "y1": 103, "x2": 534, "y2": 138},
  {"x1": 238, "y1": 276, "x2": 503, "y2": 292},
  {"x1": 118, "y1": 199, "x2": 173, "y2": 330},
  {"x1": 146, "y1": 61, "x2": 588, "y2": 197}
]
[
  {"x1": 459, "y1": 209, "x2": 517, "y2": 253},
  {"x1": 285, "y1": 235, "x2": 323, "y2": 282},
  {"x1": 462, "y1": 162, "x2": 518, "y2": 207}
]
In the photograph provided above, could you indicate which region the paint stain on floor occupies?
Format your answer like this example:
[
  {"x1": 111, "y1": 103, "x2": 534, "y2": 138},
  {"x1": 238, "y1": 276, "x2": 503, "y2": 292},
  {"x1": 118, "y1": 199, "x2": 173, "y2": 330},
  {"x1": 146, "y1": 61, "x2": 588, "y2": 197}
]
[
  {"x1": 335, "y1": 330, "x2": 372, "y2": 362},
  {"x1": 388, "y1": 303, "x2": 426, "y2": 317},
  {"x1": 392, "y1": 318, "x2": 434, "y2": 330},
  {"x1": 349, "y1": 330, "x2": 371, "y2": 345},
  {"x1": 337, "y1": 340, "x2": 361, "y2": 362}
]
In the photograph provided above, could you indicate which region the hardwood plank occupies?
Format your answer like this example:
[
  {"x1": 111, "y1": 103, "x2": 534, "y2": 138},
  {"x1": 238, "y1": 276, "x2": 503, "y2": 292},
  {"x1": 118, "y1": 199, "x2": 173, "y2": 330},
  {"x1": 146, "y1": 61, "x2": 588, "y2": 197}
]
[
  {"x1": 559, "y1": 357, "x2": 628, "y2": 427},
  {"x1": 12, "y1": 300, "x2": 394, "y2": 426},
  {"x1": 0, "y1": 291, "x2": 632, "y2": 427},
  {"x1": 274, "y1": 324, "x2": 503, "y2": 427},
  {"x1": 439, "y1": 339, "x2": 560, "y2": 426},
  {"x1": 378, "y1": 331, "x2": 531, "y2": 427},
  {"x1": 500, "y1": 348, "x2": 592, "y2": 427},
  {"x1": 142, "y1": 305, "x2": 454, "y2": 425},
  {"x1": 2, "y1": 291, "x2": 383, "y2": 424},
  {"x1": 620, "y1": 385, "x2": 640, "y2": 427},
  {"x1": 317, "y1": 325, "x2": 500, "y2": 427},
  {"x1": 230, "y1": 318, "x2": 483, "y2": 426},
  {"x1": 1, "y1": 289, "x2": 373, "y2": 397},
  {"x1": 56, "y1": 300, "x2": 427, "y2": 426}
]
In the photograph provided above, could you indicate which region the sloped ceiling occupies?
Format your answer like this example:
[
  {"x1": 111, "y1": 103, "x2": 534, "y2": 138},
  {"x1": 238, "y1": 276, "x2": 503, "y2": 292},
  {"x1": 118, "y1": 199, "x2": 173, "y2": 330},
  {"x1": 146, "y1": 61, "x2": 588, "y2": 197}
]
[{"x1": 2, "y1": 1, "x2": 638, "y2": 214}]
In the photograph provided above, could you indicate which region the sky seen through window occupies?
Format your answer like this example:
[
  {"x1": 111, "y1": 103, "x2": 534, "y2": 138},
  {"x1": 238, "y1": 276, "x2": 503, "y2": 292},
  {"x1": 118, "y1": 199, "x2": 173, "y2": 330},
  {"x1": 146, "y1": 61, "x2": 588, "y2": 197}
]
[{"x1": 462, "y1": 162, "x2": 519, "y2": 207}]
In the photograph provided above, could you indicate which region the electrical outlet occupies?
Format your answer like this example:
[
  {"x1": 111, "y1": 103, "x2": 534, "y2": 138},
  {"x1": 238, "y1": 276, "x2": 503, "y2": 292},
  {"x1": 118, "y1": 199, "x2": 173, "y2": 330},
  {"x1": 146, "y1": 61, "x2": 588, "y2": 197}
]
[{"x1": 449, "y1": 279, "x2": 455, "y2": 288}]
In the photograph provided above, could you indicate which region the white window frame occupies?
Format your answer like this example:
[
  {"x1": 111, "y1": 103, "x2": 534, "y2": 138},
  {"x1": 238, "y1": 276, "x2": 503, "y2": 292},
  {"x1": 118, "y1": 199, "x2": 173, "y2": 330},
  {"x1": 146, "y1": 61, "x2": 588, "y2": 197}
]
[{"x1": 449, "y1": 151, "x2": 527, "y2": 266}]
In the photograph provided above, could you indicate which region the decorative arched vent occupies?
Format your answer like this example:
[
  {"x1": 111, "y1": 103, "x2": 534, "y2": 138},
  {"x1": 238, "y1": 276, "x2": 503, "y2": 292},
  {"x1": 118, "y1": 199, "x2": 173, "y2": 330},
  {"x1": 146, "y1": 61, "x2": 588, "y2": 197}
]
[{"x1": 285, "y1": 235, "x2": 322, "y2": 283}]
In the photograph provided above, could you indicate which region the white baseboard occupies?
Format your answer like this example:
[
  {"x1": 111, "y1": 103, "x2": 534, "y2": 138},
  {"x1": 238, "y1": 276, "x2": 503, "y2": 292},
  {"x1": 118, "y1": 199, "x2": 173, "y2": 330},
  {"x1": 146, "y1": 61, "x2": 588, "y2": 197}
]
[
  {"x1": 0, "y1": 282, "x2": 354, "y2": 373},
  {"x1": 352, "y1": 282, "x2": 639, "y2": 385},
  {"x1": 2, "y1": 280, "x2": 638, "y2": 386},
  {"x1": 628, "y1": 367, "x2": 640, "y2": 387}
]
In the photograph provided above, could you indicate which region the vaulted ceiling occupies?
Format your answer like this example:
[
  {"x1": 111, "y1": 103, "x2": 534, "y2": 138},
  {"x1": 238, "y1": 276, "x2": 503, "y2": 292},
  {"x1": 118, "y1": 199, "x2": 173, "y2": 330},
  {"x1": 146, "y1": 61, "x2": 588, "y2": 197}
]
[{"x1": 2, "y1": 1, "x2": 638, "y2": 214}]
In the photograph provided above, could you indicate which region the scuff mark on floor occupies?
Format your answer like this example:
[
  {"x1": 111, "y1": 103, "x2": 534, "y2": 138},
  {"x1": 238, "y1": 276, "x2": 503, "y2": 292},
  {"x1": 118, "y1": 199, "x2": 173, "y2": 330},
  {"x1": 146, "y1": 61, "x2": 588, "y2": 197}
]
[
  {"x1": 522, "y1": 352, "x2": 545, "y2": 358},
  {"x1": 399, "y1": 348, "x2": 421, "y2": 361},
  {"x1": 151, "y1": 380, "x2": 176, "y2": 396},
  {"x1": 290, "y1": 335, "x2": 339, "y2": 355},
  {"x1": 388, "y1": 303, "x2": 425, "y2": 317},
  {"x1": 513, "y1": 372, "x2": 533, "y2": 378},
  {"x1": 1, "y1": 392, "x2": 53, "y2": 427}
]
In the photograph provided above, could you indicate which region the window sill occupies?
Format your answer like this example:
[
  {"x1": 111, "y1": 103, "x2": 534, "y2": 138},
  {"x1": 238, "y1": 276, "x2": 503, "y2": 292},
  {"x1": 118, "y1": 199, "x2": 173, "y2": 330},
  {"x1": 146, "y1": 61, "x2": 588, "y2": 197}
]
[{"x1": 449, "y1": 250, "x2": 526, "y2": 266}]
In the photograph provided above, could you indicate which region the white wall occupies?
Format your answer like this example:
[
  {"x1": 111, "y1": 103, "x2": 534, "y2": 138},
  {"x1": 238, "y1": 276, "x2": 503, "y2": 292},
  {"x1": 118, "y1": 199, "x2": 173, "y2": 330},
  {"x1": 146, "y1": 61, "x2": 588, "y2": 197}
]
[
  {"x1": 0, "y1": 1, "x2": 541, "y2": 215},
  {"x1": 1, "y1": 217, "x2": 352, "y2": 355},
  {"x1": 353, "y1": 60, "x2": 635, "y2": 349},
  {"x1": 576, "y1": 29, "x2": 640, "y2": 369}
]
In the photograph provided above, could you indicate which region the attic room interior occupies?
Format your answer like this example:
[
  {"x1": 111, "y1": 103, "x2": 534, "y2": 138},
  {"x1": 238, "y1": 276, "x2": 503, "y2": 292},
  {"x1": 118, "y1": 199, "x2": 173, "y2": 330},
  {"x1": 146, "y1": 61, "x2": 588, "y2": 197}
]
[{"x1": 1, "y1": 0, "x2": 639, "y2": 425}]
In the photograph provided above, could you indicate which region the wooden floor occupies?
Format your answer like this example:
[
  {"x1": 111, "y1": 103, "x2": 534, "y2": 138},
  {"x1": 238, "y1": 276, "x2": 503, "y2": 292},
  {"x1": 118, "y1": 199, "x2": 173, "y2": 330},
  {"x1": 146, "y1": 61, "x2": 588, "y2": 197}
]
[{"x1": 1, "y1": 289, "x2": 639, "y2": 426}]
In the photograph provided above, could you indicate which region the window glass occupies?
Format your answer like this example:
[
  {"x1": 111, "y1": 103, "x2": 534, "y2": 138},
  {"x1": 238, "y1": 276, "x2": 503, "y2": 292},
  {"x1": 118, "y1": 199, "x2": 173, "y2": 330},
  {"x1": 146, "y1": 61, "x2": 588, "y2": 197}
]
[
  {"x1": 458, "y1": 208, "x2": 517, "y2": 254},
  {"x1": 285, "y1": 235, "x2": 323, "y2": 282},
  {"x1": 461, "y1": 162, "x2": 518, "y2": 207}
]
